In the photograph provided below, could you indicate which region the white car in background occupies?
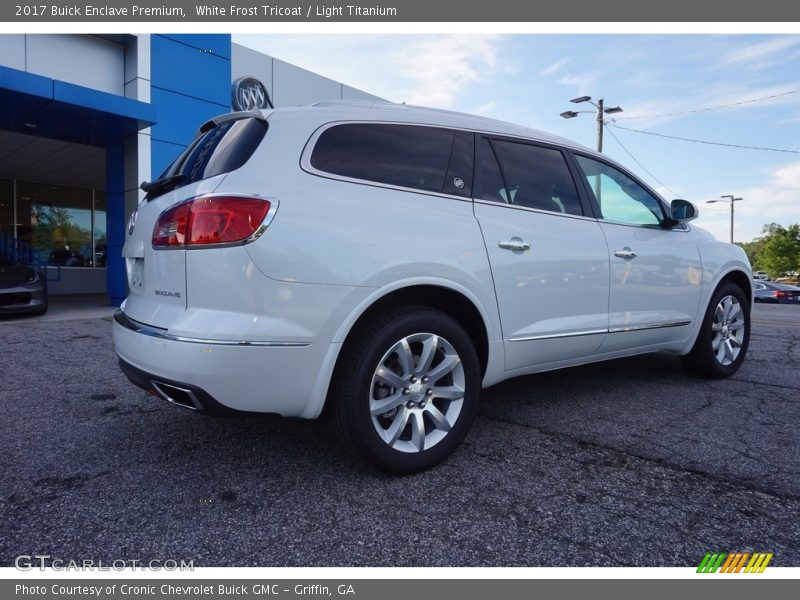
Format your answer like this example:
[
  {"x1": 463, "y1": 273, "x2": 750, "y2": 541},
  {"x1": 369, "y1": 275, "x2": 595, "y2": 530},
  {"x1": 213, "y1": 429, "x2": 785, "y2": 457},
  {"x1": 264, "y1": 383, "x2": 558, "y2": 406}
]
[{"x1": 113, "y1": 101, "x2": 752, "y2": 472}]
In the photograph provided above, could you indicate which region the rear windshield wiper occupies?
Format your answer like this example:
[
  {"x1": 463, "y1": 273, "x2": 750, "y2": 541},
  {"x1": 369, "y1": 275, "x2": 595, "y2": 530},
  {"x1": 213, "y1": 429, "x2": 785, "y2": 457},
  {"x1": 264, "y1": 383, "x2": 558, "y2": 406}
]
[{"x1": 141, "y1": 174, "x2": 188, "y2": 201}]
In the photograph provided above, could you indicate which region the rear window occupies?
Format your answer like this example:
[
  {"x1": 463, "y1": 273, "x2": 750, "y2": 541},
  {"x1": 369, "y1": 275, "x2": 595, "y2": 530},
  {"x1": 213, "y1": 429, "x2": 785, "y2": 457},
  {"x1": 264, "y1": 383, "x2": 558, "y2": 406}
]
[
  {"x1": 309, "y1": 123, "x2": 466, "y2": 195},
  {"x1": 147, "y1": 117, "x2": 267, "y2": 200}
]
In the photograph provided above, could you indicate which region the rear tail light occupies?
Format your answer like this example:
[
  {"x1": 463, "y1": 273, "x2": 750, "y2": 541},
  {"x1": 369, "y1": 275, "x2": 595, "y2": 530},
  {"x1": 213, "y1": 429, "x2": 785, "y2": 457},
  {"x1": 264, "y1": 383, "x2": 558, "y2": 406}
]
[
  {"x1": 152, "y1": 202, "x2": 190, "y2": 247},
  {"x1": 153, "y1": 195, "x2": 272, "y2": 248},
  {"x1": 775, "y1": 291, "x2": 790, "y2": 299}
]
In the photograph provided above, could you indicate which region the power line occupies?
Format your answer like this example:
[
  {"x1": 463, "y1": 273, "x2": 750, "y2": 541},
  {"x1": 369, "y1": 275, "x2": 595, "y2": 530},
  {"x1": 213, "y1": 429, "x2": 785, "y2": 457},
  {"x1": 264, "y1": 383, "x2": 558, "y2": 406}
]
[
  {"x1": 609, "y1": 122, "x2": 800, "y2": 154},
  {"x1": 604, "y1": 125, "x2": 753, "y2": 213},
  {"x1": 614, "y1": 90, "x2": 800, "y2": 120},
  {"x1": 602, "y1": 124, "x2": 681, "y2": 198}
]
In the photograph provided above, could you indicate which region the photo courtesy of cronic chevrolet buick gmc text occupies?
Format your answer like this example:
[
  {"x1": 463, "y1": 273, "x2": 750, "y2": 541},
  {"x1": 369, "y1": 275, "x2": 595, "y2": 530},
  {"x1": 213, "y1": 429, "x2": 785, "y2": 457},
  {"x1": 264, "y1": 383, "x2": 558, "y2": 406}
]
[{"x1": 113, "y1": 101, "x2": 752, "y2": 472}]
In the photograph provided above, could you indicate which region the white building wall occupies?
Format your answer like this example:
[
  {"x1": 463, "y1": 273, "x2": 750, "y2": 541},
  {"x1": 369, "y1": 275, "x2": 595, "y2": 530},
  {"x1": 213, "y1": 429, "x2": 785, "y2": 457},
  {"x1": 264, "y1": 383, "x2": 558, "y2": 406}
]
[
  {"x1": 231, "y1": 42, "x2": 383, "y2": 107},
  {"x1": 123, "y1": 35, "x2": 151, "y2": 219},
  {"x1": 0, "y1": 34, "x2": 126, "y2": 96},
  {"x1": 0, "y1": 35, "x2": 26, "y2": 71}
]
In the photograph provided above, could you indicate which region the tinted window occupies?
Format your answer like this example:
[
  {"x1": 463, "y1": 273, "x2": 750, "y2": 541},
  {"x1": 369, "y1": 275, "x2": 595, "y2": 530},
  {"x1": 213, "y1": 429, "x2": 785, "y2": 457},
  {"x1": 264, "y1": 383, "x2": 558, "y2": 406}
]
[
  {"x1": 574, "y1": 155, "x2": 664, "y2": 226},
  {"x1": 479, "y1": 138, "x2": 507, "y2": 203},
  {"x1": 310, "y1": 124, "x2": 455, "y2": 194},
  {"x1": 149, "y1": 117, "x2": 268, "y2": 200},
  {"x1": 485, "y1": 139, "x2": 583, "y2": 216}
]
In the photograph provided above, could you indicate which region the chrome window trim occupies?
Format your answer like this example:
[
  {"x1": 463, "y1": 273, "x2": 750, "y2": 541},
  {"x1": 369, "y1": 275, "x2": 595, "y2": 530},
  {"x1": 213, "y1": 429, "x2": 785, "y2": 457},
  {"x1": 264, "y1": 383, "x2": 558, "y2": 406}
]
[
  {"x1": 473, "y1": 199, "x2": 599, "y2": 223},
  {"x1": 598, "y1": 217, "x2": 691, "y2": 232},
  {"x1": 114, "y1": 310, "x2": 309, "y2": 347}
]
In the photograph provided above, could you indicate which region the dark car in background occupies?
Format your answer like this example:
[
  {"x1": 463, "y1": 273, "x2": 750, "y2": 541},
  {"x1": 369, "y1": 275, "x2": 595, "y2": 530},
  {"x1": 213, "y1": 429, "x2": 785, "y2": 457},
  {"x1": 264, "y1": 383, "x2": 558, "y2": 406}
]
[
  {"x1": 753, "y1": 280, "x2": 800, "y2": 304},
  {"x1": 48, "y1": 249, "x2": 86, "y2": 267},
  {"x1": 0, "y1": 256, "x2": 48, "y2": 316}
]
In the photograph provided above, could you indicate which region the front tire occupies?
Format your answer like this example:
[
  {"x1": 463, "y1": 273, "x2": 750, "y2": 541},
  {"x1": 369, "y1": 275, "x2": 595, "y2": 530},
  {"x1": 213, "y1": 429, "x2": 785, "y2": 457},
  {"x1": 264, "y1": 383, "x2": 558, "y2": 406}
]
[
  {"x1": 332, "y1": 306, "x2": 480, "y2": 473},
  {"x1": 681, "y1": 281, "x2": 750, "y2": 378}
]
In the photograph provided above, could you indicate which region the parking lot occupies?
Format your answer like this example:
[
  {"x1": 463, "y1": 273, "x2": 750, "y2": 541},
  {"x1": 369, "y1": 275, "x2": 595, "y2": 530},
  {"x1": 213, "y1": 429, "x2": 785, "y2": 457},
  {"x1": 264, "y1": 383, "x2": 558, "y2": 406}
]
[{"x1": 1, "y1": 303, "x2": 798, "y2": 567}]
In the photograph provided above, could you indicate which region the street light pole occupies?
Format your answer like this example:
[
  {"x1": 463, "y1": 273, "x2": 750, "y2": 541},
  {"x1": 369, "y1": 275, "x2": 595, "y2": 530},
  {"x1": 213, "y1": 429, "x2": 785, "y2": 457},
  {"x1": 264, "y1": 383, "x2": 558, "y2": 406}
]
[
  {"x1": 559, "y1": 96, "x2": 623, "y2": 153},
  {"x1": 706, "y1": 195, "x2": 743, "y2": 244}
]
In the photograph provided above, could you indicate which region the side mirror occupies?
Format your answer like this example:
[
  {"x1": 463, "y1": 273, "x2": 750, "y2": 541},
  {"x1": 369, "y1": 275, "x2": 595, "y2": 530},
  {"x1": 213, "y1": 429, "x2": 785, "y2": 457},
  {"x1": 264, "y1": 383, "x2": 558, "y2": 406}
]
[{"x1": 669, "y1": 199, "x2": 698, "y2": 223}]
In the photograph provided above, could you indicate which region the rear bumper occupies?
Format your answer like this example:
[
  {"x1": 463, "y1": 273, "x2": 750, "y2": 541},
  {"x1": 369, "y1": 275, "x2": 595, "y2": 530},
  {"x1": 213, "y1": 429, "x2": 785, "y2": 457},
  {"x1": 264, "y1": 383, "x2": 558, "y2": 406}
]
[
  {"x1": 113, "y1": 310, "x2": 325, "y2": 417},
  {"x1": 118, "y1": 357, "x2": 236, "y2": 414}
]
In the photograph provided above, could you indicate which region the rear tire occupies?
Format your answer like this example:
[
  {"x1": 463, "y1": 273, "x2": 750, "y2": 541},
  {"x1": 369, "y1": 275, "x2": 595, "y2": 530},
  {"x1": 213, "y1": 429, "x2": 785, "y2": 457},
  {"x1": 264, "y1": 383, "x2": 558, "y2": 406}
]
[
  {"x1": 332, "y1": 305, "x2": 480, "y2": 473},
  {"x1": 681, "y1": 281, "x2": 750, "y2": 378}
]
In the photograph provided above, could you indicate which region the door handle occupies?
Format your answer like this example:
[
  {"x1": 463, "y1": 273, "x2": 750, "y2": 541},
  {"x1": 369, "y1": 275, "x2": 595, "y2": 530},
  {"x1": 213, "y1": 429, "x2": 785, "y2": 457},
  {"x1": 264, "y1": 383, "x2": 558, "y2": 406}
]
[
  {"x1": 614, "y1": 247, "x2": 637, "y2": 259},
  {"x1": 498, "y1": 239, "x2": 531, "y2": 251}
]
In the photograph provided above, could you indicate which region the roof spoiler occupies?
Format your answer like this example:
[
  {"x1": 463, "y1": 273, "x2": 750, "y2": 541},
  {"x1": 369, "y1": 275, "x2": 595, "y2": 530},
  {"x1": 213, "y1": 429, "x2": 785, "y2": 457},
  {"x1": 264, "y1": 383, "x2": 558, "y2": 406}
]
[{"x1": 194, "y1": 109, "x2": 267, "y2": 138}]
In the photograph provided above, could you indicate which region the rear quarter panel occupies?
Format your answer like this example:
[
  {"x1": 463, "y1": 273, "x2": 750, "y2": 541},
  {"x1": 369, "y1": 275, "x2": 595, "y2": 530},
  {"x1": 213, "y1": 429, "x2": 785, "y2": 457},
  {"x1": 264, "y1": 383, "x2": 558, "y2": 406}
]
[{"x1": 219, "y1": 112, "x2": 503, "y2": 346}]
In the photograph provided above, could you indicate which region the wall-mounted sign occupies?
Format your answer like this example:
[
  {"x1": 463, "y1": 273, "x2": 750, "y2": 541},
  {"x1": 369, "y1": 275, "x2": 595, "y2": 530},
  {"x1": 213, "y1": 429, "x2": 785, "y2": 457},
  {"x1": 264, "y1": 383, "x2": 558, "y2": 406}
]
[{"x1": 231, "y1": 76, "x2": 273, "y2": 111}]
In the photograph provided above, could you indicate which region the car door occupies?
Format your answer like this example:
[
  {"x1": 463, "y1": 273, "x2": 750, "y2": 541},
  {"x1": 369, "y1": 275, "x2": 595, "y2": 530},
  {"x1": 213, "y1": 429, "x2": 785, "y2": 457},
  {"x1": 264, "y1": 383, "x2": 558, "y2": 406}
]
[
  {"x1": 473, "y1": 136, "x2": 610, "y2": 371},
  {"x1": 571, "y1": 153, "x2": 703, "y2": 353}
]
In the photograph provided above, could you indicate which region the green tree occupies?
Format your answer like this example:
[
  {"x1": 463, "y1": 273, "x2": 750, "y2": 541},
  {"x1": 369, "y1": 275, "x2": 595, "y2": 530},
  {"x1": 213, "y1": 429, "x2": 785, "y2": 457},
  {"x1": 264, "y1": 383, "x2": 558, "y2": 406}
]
[
  {"x1": 758, "y1": 223, "x2": 800, "y2": 278},
  {"x1": 737, "y1": 237, "x2": 766, "y2": 269}
]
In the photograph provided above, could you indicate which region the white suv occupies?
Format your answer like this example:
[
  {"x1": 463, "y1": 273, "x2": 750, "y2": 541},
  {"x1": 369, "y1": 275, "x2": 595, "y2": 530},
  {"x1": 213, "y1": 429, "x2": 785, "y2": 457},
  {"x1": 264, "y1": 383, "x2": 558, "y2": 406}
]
[{"x1": 114, "y1": 101, "x2": 752, "y2": 472}]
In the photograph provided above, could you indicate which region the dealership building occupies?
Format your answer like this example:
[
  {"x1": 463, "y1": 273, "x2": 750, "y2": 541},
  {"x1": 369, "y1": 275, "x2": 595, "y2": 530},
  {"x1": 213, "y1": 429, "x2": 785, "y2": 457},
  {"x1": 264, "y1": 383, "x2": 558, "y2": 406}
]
[{"x1": 0, "y1": 34, "x2": 380, "y2": 304}]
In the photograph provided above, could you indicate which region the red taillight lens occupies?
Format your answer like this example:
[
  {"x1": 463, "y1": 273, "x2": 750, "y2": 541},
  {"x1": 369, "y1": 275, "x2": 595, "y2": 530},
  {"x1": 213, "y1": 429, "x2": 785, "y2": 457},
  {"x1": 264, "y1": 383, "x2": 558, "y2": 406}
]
[
  {"x1": 152, "y1": 202, "x2": 190, "y2": 247},
  {"x1": 152, "y1": 196, "x2": 271, "y2": 248},
  {"x1": 187, "y1": 197, "x2": 270, "y2": 245},
  {"x1": 775, "y1": 291, "x2": 789, "y2": 299}
]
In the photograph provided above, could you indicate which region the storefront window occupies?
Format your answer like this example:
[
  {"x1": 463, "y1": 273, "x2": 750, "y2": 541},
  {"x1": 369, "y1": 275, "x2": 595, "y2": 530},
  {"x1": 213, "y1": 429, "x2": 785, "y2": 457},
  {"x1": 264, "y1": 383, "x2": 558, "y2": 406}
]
[
  {"x1": 93, "y1": 191, "x2": 107, "y2": 268},
  {"x1": 15, "y1": 181, "x2": 105, "y2": 268},
  {"x1": 0, "y1": 179, "x2": 12, "y2": 238}
]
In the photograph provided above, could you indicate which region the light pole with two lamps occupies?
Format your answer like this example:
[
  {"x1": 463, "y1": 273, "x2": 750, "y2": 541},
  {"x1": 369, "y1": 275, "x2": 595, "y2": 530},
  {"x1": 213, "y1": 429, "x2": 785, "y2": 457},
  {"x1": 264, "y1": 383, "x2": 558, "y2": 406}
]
[
  {"x1": 706, "y1": 195, "x2": 743, "y2": 244},
  {"x1": 559, "y1": 96, "x2": 623, "y2": 153}
]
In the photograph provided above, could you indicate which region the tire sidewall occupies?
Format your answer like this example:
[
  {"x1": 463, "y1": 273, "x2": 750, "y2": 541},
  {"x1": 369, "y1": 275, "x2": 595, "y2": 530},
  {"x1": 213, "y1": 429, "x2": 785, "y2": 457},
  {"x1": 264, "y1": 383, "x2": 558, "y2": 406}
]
[
  {"x1": 697, "y1": 282, "x2": 751, "y2": 377},
  {"x1": 341, "y1": 309, "x2": 480, "y2": 473}
]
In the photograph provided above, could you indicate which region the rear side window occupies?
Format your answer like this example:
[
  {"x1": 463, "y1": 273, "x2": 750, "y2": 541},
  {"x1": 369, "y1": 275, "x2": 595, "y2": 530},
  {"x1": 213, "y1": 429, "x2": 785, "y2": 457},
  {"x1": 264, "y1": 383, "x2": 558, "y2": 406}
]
[
  {"x1": 310, "y1": 124, "x2": 465, "y2": 195},
  {"x1": 148, "y1": 117, "x2": 268, "y2": 200},
  {"x1": 483, "y1": 138, "x2": 583, "y2": 216}
]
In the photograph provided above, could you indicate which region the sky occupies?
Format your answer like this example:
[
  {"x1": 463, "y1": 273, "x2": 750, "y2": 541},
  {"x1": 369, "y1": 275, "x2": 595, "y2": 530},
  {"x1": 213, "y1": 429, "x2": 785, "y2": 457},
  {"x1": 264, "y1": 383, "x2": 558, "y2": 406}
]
[{"x1": 235, "y1": 34, "x2": 800, "y2": 244}]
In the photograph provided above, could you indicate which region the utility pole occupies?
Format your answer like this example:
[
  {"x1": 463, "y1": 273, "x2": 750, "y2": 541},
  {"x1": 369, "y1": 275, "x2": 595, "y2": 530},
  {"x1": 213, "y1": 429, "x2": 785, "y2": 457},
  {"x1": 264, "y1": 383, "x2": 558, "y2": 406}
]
[
  {"x1": 560, "y1": 96, "x2": 623, "y2": 153},
  {"x1": 707, "y1": 195, "x2": 743, "y2": 243},
  {"x1": 596, "y1": 98, "x2": 604, "y2": 153}
]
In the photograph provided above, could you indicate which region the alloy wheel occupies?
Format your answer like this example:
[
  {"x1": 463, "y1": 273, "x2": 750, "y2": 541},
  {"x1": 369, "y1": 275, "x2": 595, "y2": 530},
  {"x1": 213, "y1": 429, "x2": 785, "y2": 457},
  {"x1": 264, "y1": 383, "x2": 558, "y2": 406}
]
[
  {"x1": 711, "y1": 294, "x2": 746, "y2": 366},
  {"x1": 369, "y1": 333, "x2": 465, "y2": 453}
]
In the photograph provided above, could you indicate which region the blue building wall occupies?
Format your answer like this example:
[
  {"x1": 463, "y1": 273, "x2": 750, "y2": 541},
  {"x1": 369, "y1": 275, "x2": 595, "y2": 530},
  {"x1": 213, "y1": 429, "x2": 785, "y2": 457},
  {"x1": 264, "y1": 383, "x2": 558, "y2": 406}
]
[
  {"x1": 149, "y1": 34, "x2": 232, "y2": 175},
  {"x1": 106, "y1": 34, "x2": 232, "y2": 305}
]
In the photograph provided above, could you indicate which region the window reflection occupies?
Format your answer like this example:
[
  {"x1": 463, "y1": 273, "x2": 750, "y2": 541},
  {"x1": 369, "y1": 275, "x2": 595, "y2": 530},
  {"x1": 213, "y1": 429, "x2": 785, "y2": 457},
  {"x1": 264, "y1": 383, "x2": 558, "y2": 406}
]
[
  {"x1": 15, "y1": 181, "x2": 105, "y2": 268},
  {"x1": 0, "y1": 179, "x2": 12, "y2": 238}
]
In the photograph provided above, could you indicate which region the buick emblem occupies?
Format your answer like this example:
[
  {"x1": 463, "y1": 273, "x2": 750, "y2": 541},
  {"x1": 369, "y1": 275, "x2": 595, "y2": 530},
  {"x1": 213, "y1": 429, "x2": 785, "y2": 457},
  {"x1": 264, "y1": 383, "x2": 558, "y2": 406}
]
[
  {"x1": 453, "y1": 177, "x2": 465, "y2": 190},
  {"x1": 231, "y1": 76, "x2": 272, "y2": 111}
]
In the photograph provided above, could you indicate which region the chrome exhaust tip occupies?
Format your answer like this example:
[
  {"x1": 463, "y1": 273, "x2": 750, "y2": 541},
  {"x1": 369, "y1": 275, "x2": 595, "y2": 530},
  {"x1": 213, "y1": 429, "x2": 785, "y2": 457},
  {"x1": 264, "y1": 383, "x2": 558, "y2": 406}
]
[{"x1": 150, "y1": 381, "x2": 204, "y2": 411}]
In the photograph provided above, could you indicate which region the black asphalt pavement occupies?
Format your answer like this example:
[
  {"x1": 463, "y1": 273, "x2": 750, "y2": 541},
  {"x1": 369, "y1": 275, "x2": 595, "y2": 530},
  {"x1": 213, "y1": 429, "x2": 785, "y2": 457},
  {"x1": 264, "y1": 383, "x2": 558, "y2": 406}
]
[{"x1": 1, "y1": 303, "x2": 799, "y2": 566}]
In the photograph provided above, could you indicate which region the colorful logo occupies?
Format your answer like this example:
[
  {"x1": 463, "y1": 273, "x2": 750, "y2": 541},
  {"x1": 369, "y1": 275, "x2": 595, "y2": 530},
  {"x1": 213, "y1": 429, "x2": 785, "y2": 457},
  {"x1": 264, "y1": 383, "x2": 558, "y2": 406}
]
[{"x1": 697, "y1": 552, "x2": 773, "y2": 573}]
